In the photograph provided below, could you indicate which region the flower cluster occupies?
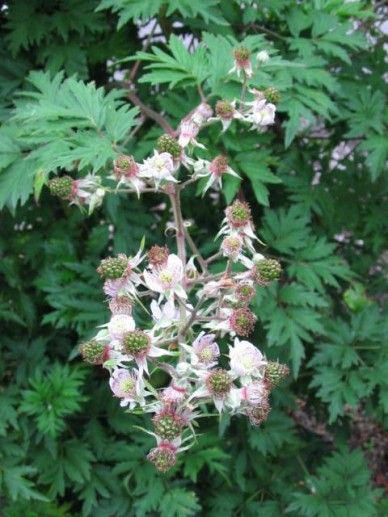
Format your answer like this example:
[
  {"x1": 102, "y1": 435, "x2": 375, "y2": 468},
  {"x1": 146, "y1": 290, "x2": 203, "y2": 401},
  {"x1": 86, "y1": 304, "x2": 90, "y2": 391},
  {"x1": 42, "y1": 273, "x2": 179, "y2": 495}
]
[{"x1": 49, "y1": 46, "x2": 288, "y2": 472}]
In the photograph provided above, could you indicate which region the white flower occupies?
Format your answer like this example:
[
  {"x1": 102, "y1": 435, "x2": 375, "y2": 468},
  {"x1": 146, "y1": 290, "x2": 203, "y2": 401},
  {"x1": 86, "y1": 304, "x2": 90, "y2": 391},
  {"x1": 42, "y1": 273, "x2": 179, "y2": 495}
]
[
  {"x1": 139, "y1": 151, "x2": 176, "y2": 186},
  {"x1": 108, "y1": 314, "x2": 135, "y2": 341},
  {"x1": 143, "y1": 254, "x2": 187, "y2": 300},
  {"x1": 109, "y1": 368, "x2": 146, "y2": 408},
  {"x1": 221, "y1": 233, "x2": 244, "y2": 261},
  {"x1": 246, "y1": 99, "x2": 276, "y2": 129},
  {"x1": 240, "y1": 381, "x2": 267, "y2": 405},
  {"x1": 190, "y1": 332, "x2": 220, "y2": 368},
  {"x1": 229, "y1": 338, "x2": 265, "y2": 378},
  {"x1": 257, "y1": 50, "x2": 270, "y2": 64}
]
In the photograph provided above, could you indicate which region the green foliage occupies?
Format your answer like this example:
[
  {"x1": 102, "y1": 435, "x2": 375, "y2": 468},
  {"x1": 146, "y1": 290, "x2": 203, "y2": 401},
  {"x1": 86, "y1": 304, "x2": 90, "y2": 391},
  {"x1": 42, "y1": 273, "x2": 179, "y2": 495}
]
[
  {"x1": 0, "y1": 0, "x2": 387, "y2": 515},
  {"x1": 288, "y1": 448, "x2": 381, "y2": 516}
]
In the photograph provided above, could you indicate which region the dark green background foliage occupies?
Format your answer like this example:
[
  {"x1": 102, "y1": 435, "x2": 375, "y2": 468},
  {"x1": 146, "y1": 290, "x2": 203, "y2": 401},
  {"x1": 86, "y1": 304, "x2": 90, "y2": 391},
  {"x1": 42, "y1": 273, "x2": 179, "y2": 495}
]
[{"x1": 0, "y1": 0, "x2": 387, "y2": 515}]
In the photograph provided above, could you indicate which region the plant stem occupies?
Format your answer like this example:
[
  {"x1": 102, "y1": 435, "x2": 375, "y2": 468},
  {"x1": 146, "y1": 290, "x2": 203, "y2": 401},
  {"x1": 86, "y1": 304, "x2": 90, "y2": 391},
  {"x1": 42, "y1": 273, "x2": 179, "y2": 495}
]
[{"x1": 183, "y1": 225, "x2": 208, "y2": 273}]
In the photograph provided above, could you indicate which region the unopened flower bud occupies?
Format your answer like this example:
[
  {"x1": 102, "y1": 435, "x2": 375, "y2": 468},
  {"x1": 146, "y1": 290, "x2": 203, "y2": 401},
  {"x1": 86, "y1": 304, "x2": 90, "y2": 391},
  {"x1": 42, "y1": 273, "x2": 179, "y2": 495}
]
[
  {"x1": 264, "y1": 87, "x2": 280, "y2": 104},
  {"x1": 114, "y1": 155, "x2": 139, "y2": 179},
  {"x1": 153, "y1": 409, "x2": 184, "y2": 440},
  {"x1": 215, "y1": 100, "x2": 234, "y2": 120},
  {"x1": 256, "y1": 258, "x2": 282, "y2": 282},
  {"x1": 209, "y1": 155, "x2": 229, "y2": 177},
  {"x1": 257, "y1": 50, "x2": 270, "y2": 64},
  {"x1": 229, "y1": 307, "x2": 256, "y2": 336},
  {"x1": 157, "y1": 135, "x2": 182, "y2": 160},
  {"x1": 206, "y1": 368, "x2": 232, "y2": 397},
  {"x1": 122, "y1": 330, "x2": 150, "y2": 357},
  {"x1": 147, "y1": 442, "x2": 177, "y2": 472},
  {"x1": 79, "y1": 340, "x2": 107, "y2": 365},
  {"x1": 225, "y1": 200, "x2": 252, "y2": 228},
  {"x1": 97, "y1": 256, "x2": 128, "y2": 280},
  {"x1": 264, "y1": 361, "x2": 289, "y2": 387},
  {"x1": 148, "y1": 245, "x2": 169, "y2": 267},
  {"x1": 48, "y1": 176, "x2": 73, "y2": 199}
]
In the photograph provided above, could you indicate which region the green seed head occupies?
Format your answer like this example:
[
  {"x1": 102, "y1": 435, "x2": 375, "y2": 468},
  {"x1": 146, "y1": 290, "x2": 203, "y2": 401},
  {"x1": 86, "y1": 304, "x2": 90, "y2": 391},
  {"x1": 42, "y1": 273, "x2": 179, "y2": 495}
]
[
  {"x1": 48, "y1": 176, "x2": 73, "y2": 199},
  {"x1": 264, "y1": 87, "x2": 281, "y2": 104},
  {"x1": 79, "y1": 340, "x2": 106, "y2": 365},
  {"x1": 256, "y1": 259, "x2": 282, "y2": 282},
  {"x1": 206, "y1": 368, "x2": 232, "y2": 397},
  {"x1": 247, "y1": 400, "x2": 270, "y2": 426},
  {"x1": 97, "y1": 256, "x2": 128, "y2": 280},
  {"x1": 226, "y1": 200, "x2": 252, "y2": 228},
  {"x1": 148, "y1": 445, "x2": 177, "y2": 472},
  {"x1": 265, "y1": 361, "x2": 289, "y2": 387},
  {"x1": 157, "y1": 134, "x2": 182, "y2": 159},
  {"x1": 215, "y1": 100, "x2": 234, "y2": 119},
  {"x1": 153, "y1": 412, "x2": 183, "y2": 440},
  {"x1": 122, "y1": 330, "x2": 150, "y2": 357},
  {"x1": 233, "y1": 47, "x2": 251, "y2": 62}
]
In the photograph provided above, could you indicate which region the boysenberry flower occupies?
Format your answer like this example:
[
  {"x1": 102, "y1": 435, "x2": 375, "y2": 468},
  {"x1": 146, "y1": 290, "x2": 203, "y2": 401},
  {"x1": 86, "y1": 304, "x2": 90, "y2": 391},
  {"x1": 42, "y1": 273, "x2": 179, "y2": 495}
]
[
  {"x1": 229, "y1": 338, "x2": 265, "y2": 378},
  {"x1": 147, "y1": 441, "x2": 177, "y2": 472},
  {"x1": 239, "y1": 380, "x2": 268, "y2": 405},
  {"x1": 139, "y1": 151, "x2": 176, "y2": 186},
  {"x1": 230, "y1": 47, "x2": 253, "y2": 78},
  {"x1": 225, "y1": 200, "x2": 252, "y2": 228},
  {"x1": 122, "y1": 330, "x2": 173, "y2": 375},
  {"x1": 245, "y1": 98, "x2": 276, "y2": 130},
  {"x1": 109, "y1": 367, "x2": 145, "y2": 408},
  {"x1": 112, "y1": 154, "x2": 144, "y2": 196},
  {"x1": 229, "y1": 307, "x2": 256, "y2": 336},
  {"x1": 221, "y1": 233, "x2": 244, "y2": 261},
  {"x1": 191, "y1": 332, "x2": 220, "y2": 368},
  {"x1": 193, "y1": 155, "x2": 240, "y2": 193},
  {"x1": 192, "y1": 368, "x2": 233, "y2": 412},
  {"x1": 143, "y1": 254, "x2": 187, "y2": 300},
  {"x1": 235, "y1": 283, "x2": 256, "y2": 304},
  {"x1": 209, "y1": 99, "x2": 239, "y2": 132}
]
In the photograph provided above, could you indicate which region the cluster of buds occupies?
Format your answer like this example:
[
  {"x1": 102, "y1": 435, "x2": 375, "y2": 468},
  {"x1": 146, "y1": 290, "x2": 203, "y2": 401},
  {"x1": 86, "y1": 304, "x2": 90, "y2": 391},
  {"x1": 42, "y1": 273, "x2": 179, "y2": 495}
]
[{"x1": 50, "y1": 45, "x2": 289, "y2": 472}]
